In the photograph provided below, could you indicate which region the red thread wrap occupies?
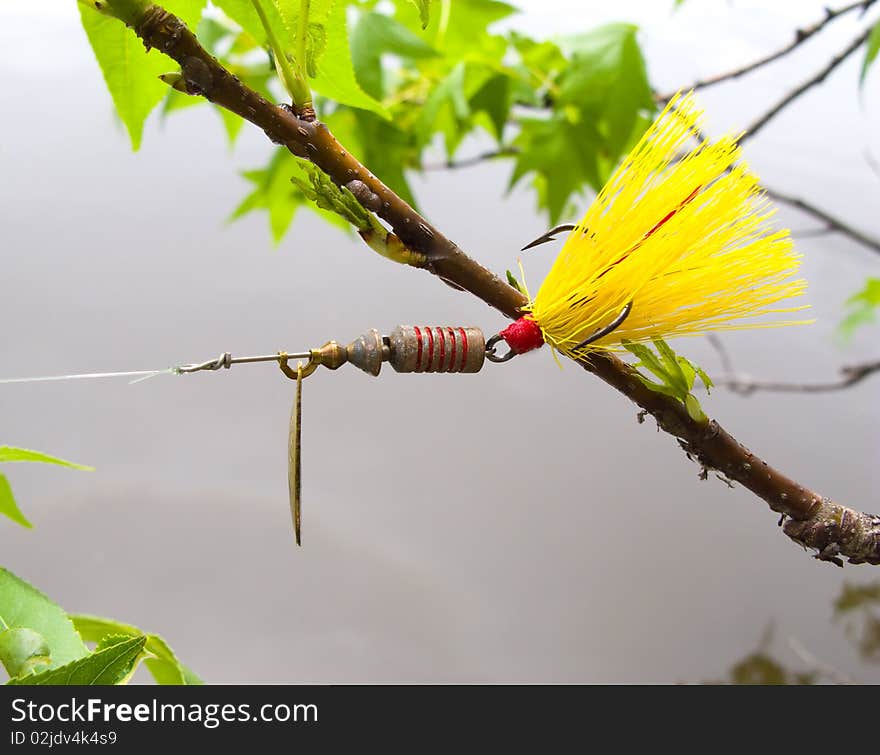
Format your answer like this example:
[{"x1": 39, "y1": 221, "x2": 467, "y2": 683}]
[{"x1": 499, "y1": 317, "x2": 544, "y2": 355}]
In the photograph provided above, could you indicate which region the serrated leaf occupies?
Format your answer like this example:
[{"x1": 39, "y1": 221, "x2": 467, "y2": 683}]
[
  {"x1": 310, "y1": 1, "x2": 390, "y2": 117},
  {"x1": 212, "y1": 0, "x2": 287, "y2": 46},
  {"x1": 9, "y1": 635, "x2": 147, "y2": 686},
  {"x1": 0, "y1": 628, "x2": 51, "y2": 679},
  {"x1": 71, "y1": 614, "x2": 201, "y2": 686},
  {"x1": 78, "y1": 1, "x2": 207, "y2": 149},
  {"x1": 78, "y1": 7, "x2": 169, "y2": 150},
  {"x1": 0, "y1": 569, "x2": 89, "y2": 676},
  {"x1": 861, "y1": 21, "x2": 880, "y2": 84},
  {"x1": 0, "y1": 474, "x2": 31, "y2": 529},
  {"x1": 305, "y1": 23, "x2": 327, "y2": 78},
  {"x1": 0, "y1": 446, "x2": 93, "y2": 470}
]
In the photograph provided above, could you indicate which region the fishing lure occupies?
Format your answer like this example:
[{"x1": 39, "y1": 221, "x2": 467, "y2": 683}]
[
  {"x1": 1, "y1": 93, "x2": 809, "y2": 548},
  {"x1": 488, "y1": 91, "x2": 808, "y2": 362},
  {"x1": 275, "y1": 325, "x2": 488, "y2": 545}
]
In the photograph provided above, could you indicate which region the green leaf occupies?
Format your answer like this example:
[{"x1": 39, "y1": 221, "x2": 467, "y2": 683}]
[
  {"x1": 512, "y1": 24, "x2": 653, "y2": 221},
  {"x1": 684, "y1": 393, "x2": 707, "y2": 424},
  {"x1": 0, "y1": 628, "x2": 51, "y2": 679},
  {"x1": 839, "y1": 277, "x2": 880, "y2": 339},
  {"x1": 78, "y1": 1, "x2": 207, "y2": 149},
  {"x1": 78, "y1": 6, "x2": 169, "y2": 150},
  {"x1": 309, "y1": 1, "x2": 390, "y2": 117},
  {"x1": 231, "y1": 148, "x2": 304, "y2": 243},
  {"x1": 861, "y1": 21, "x2": 880, "y2": 84},
  {"x1": 71, "y1": 614, "x2": 201, "y2": 686},
  {"x1": 0, "y1": 569, "x2": 89, "y2": 675},
  {"x1": 631, "y1": 372, "x2": 680, "y2": 398},
  {"x1": 469, "y1": 73, "x2": 512, "y2": 141},
  {"x1": 217, "y1": 107, "x2": 246, "y2": 145},
  {"x1": 417, "y1": 62, "x2": 471, "y2": 154},
  {"x1": 398, "y1": 0, "x2": 515, "y2": 58},
  {"x1": 506, "y1": 270, "x2": 524, "y2": 294},
  {"x1": 0, "y1": 446, "x2": 93, "y2": 470},
  {"x1": 511, "y1": 110, "x2": 601, "y2": 223},
  {"x1": 694, "y1": 364, "x2": 713, "y2": 393},
  {"x1": 0, "y1": 474, "x2": 31, "y2": 529},
  {"x1": 351, "y1": 10, "x2": 439, "y2": 99},
  {"x1": 676, "y1": 356, "x2": 697, "y2": 392},
  {"x1": 212, "y1": 0, "x2": 287, "y2": 46},
  {"x1": 557, "y1": 23, "x2": 655, "y2": 158},
  {"x1": 621, "y1": 341, "x2": 671, "y2": 385},
  {"x1": 408, "y1": 0, "x2": 432, "y2": 29},
  {"x1": 9, "y1": 635, "x2": 147, "y2": 686},
  {"x1": 623, "y1": 340, "x2": 711, "y2": 421},
  {"x1": 653, "y1": 338, "x2": 689, "y2": 395}
]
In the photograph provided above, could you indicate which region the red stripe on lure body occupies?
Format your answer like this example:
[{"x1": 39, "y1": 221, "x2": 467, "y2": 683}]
[
  {"x1": 499, "y1": 317, "x2": 545, "y2": 355},
  {"x1": 447, "y1": 327, "x2": 457, "y2": 372},
  {"x1": 414, "y1": 325, "x2": 424, "y2": 372},
  {"x1": 426, "y1": 326, "x2": 435, "y2": 370},
  {"x1": 458, "y1": 327, "x2": 468, "y2": 370}
]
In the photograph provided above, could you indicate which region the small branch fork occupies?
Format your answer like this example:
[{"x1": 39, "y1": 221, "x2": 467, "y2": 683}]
[
  {"x1": 707, "y1": 337, "x2": 880, "y2": 395},
  {"x1": 739, "y1": 23, "x2": 876, "y2": 143},
  {"x1": 659, "y1": 0, "x2": 878, "y2": 100},
  {"x1": 110, "y1": 3, "x2": 880, "y2": 565}
]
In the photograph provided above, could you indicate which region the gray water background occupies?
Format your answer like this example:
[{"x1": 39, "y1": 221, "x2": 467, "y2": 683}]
[{"x1": 1, "y1": 0, "x2": 878, "y2": 682}]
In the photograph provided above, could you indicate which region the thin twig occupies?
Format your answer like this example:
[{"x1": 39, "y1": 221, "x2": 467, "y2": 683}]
[
  {"x1": 740, "y1": 25, "x2": 875, "y2": 142},
  {"x1": 421, "y1": 146, "x2": 518, "y2": 171},
  {"x1": 659, "y1": 0, "x2": 877, "y2": 101},
  {"x1": 713, "y1": 360, "x2": 880, "y2": 395},
  {"x1": 765, "y1": 188, "x2": 880, "y2": 255}
]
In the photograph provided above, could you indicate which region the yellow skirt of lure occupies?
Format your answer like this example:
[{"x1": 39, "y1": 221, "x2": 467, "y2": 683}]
[{"x1": 525, "y1": 91, "x2": 808, "y2": 357}]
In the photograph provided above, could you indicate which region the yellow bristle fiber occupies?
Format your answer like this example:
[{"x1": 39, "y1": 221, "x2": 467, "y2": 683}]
[{"x1": 525, "y1": 91, "x2": 809, "y2": 358}]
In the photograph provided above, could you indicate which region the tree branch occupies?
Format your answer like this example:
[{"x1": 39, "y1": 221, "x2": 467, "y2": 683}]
[
  {"x1": 715, "y1": 361, "x2": 880, "y2": 395},
  {"x1": 740, "y1": 24, "x2": 875, "y2": 143},
  {"x1": 107, "y1": 3, "x2": 880, "y2": 566},
  {"x1": 764, "y1": 189, "x2": 880, "y2": 255},
  {"x1": 659, "y1": 0, "x2": 877, "y2": 100}
]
